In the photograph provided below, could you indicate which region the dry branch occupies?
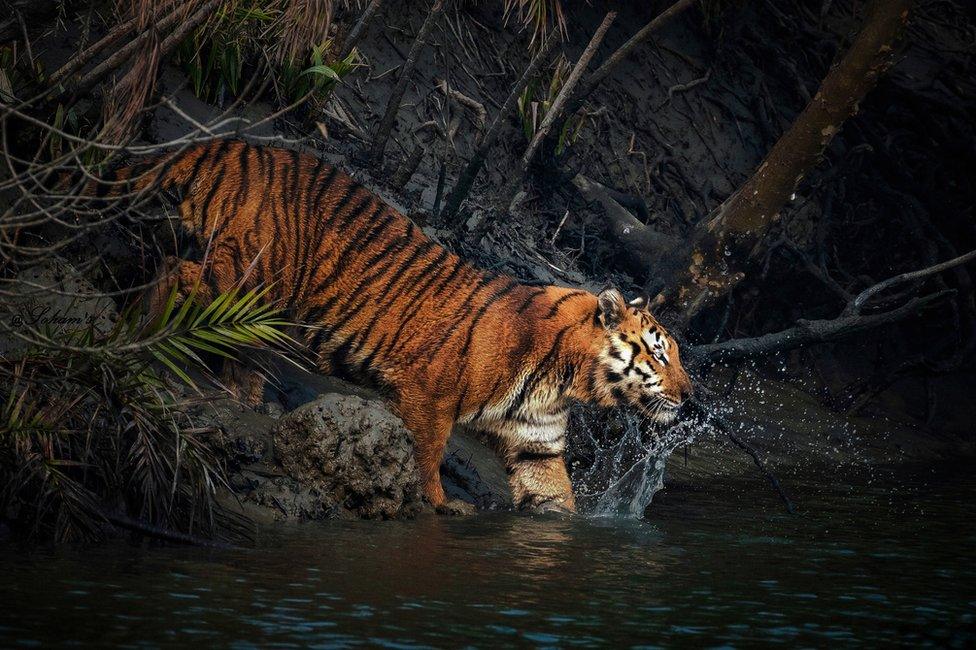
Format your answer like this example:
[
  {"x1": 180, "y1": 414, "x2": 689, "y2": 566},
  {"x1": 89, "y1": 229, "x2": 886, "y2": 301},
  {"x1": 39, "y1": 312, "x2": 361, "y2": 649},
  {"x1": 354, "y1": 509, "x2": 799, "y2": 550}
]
[
  {"x1": 689, "y1": 249, "x2": 976, "y2": 362},
  {"x1": 52, "y1": 0, "x2": 221, "y2": 105},
  {"x1": 846, "y1": 248, "x2": 976, "y2": 316},
  {"x1": 435, "y1": 79, "x2": 487, "y2": 131},
  {"x1": 368, "y1": 0, "x2": 445, "y2": 167},
  {"x1": 521, "y1": 11, "x2": 616, "y2": 170},
  {"x1": 341, "y1": 0, "x2": 383, "y2": 59},
  {"x1": 569, "y1": 0, "x2": 695, "y2": 115},
  {"x1": 440, "y1": 29, "x2": 559, "y2": 220},
  {"x1": 572, "y1": 173, "x2": 679, "y2": 275}
]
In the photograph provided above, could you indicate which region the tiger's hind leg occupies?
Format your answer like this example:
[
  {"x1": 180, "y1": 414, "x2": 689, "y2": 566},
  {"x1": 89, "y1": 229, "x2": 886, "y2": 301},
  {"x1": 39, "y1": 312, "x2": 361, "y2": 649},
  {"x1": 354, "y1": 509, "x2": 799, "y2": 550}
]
[
  {"x1": 143, "y1": 256, "x2": 266, "y2": 406},
  {"x1": 220, "y1": 355, "x2": 267, "y2": 406}
]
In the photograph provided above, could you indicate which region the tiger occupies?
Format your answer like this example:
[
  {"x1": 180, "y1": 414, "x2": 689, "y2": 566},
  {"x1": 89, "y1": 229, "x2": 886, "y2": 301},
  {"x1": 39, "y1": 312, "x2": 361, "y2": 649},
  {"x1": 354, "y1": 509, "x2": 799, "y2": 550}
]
[{"x1": 88, "y1": 139, "x2": 694, "y2": 514}]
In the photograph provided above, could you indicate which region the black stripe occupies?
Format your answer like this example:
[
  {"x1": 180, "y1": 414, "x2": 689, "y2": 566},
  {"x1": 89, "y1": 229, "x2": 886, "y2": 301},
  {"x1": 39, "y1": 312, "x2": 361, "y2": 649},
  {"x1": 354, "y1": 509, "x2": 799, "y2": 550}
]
[
  {"x1": 472, "y1": 374, "x2": 506, "y2": 421},
  {"x1": 424, "y1": 274, "x2": 498, "y2": 354},
  {"x1": 337, "y1": 239, "x2": 423, "y2": 318},
  {"x1": 94, "y1": 168, "x2": 118, "y2": 198},
  {"x1": 624, "y1": 340, "x2": 642, "y2": 373},
  {"x1": 324, "y1": 184, "x2": 363, "y2": 228},
  {"x1": 379, "y1": 249, "x2": 453, "y2": 357},
  {"x1": 311, "y1": 165, "x2": 341, "y2": 214},
  {"x1": 505, "y1": 324, "x2": 573, "y2": 418},
  {"x1": 310, "y1": 235, "x2": 413, "y2": 331},
  {"x1": 290, "y1": 160, "x2": 330, "y2": 309},
  {"x1": 513, "y1": 450, "x2": 562, "y2": 464},
  {"x1": 303, "y1": 199, "x2": 383, "y2": 300},
  {"x1": 197, "y1": 139, "x2": 235, "y2": 233},
  {"x1": 457, "y1": 279, "x2": 520, "y2": 358},
  {"x1": 543, "y1": 291, "x2": 586, "y2": 319},
  {"x1": 515, "y1": 288, "x2": 546, "y2": 314},
  {"x1": 429, "y1": 256, "x2": 467, "y2": 299}
]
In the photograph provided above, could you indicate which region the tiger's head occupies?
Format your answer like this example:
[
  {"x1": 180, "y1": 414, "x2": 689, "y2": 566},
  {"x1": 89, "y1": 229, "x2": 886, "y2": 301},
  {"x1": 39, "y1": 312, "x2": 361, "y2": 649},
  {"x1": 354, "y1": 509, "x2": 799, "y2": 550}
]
[{"x1": 591, "y1": 288, "x2": 693, "y2": 424}]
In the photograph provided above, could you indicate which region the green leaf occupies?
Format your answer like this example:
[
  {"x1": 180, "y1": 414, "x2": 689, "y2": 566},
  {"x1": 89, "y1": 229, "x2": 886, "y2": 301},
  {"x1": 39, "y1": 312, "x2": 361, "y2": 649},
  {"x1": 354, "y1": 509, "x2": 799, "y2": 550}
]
[{"x1": 299, "y1": 65, "x2": 341, "y2": 81}]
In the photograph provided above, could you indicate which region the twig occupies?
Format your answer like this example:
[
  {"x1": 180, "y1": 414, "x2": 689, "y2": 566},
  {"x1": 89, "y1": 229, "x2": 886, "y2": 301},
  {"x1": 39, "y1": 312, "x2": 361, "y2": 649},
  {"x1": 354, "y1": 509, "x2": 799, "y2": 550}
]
[
  {"x1": 722, "y1": 427, "x2": 797, "y2": 515},
  {"x1": 340, "y1": 0, "x2": 382, "y2": 59},
  {"x1": 368, "y1": 0, "x2": 445, "y2": 167},
  {"x1": 440, "y1": 29, "x2": 558, "y2": 220},
  {"x1": 686, "y1": 401, "x2": 796, "y2": 514},
  {"x1": 847, "y1": 248, "x2": 976, "y2": 315},
  {"x1": 521, "y1": 11, "x2": 617, "y2": 170},
  {"x1": 550, "y1": 209, "x2": 570, "y2": 245},
  {"x1": 435, "y1": 78, "x2": 487, "y2": 131}
]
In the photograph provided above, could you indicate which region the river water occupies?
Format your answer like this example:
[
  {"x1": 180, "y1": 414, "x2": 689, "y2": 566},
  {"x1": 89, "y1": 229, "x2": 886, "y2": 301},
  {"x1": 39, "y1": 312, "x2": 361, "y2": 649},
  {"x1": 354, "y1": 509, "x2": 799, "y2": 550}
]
[{"x1": 1, "y1": 463, "x2": 973, "y2": 648}]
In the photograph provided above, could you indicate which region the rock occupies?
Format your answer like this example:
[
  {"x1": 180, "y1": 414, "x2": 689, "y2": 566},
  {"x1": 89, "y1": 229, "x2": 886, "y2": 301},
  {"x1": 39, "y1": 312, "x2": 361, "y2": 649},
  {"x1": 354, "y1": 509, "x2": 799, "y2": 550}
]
[
  {"x1": 441, "y1": 429, "x2": 511, "y2": 510},
  {"x1": 271, "y1": 393, "x2": 426, "y2": 520},
  {"x1": 0, "y1": 258, "x2": 117, "y2": 356},
  {"x1": 207, "y1": 365, "x2": 514, "y2": 521}
]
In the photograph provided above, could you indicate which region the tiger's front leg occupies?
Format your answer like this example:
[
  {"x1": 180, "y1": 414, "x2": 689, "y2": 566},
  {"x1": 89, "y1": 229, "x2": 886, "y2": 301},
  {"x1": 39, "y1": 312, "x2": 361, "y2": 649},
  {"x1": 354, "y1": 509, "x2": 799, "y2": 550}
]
[
  {"x1": 507, "y1": 448, "x2": 577, "y2": 514},
  {"x1": 396, "y1": 398, "x2": 476, "y2": 515}
]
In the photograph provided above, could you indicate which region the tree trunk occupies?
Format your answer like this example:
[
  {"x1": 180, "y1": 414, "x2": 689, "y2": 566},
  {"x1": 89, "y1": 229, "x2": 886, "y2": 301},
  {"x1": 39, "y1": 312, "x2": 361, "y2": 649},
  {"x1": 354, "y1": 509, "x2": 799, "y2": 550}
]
[{"x1": 656, "y1": 0, "x2": 912, "y2": 322}]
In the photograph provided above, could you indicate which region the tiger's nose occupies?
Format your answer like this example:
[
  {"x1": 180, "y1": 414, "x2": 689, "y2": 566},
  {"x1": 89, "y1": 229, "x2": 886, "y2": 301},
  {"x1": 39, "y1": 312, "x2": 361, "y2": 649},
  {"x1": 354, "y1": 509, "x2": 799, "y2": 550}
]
[{"x1": 678, "y1": 379, "x2": 693, "y2": 403}]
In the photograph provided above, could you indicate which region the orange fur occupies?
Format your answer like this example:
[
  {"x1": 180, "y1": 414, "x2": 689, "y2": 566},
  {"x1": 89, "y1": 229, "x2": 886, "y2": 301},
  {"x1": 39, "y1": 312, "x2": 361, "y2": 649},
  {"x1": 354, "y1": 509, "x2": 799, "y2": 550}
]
[{"x1": 96, "y1": 140, "x2": 693, "y2": 511}]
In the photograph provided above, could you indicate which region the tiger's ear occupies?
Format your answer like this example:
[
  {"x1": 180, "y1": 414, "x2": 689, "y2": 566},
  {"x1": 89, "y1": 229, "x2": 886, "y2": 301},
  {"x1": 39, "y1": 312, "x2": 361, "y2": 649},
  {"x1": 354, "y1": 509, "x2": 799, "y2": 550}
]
[{"x1": 597, "y1": 288, "x2": 625, "y2": 329}]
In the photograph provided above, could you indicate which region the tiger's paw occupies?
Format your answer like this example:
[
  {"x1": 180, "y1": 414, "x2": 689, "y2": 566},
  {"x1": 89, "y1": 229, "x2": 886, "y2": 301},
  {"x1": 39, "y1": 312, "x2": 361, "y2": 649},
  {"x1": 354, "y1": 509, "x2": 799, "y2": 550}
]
[
  {"x1": 522, "y1": 497, "x2": 576, "y2": 516},
  {"x1": 435, "y1": 499, "x2": 477, "y2": 516}
]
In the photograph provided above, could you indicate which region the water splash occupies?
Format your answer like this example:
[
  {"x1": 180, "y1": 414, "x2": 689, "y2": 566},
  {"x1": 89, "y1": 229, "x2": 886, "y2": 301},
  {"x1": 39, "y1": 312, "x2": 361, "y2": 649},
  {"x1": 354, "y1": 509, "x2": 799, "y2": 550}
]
[{"x1": 570, "y1": 409, "x2": 699, "y2": 518}]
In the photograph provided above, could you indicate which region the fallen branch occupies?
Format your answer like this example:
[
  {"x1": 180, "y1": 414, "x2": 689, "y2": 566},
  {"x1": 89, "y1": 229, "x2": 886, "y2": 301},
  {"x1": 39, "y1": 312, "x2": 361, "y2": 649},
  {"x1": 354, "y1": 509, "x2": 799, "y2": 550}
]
[
  {"x1": 435, "y1": 78, "x2": 487, "y2": 131},
  {"x1": 48, "y1": 13, "x2": 139, "y2": 87},
  {"x1": 102, "y1": 511, "x2": 237, "y2": 550},
  {"x1": 694, "y1": 293, "x2": 952, "y2": 362},
  {"x1": 368, "y1": 0, "x2": 445, "y2": 167},
  {"x1": 722, "y1": 425, "x2": 797, "y2": 515},
  {"x1": 847, "y1": 247, "x2": 976, "y2": 315},
  {"x1": 53, "y1": 0, "x2": 221, "y2": 104},
  {"x1": 571, "y1": 173, "x2": 679, "y2": 269},
  {"x1": 521, "y1": 11, "x2": 617, "y2": 170},
  {"x1": 693, "y1": 248, "x2": 975, "y2": 362},
  {"x1": 440, "y1": 29, "x2": 558, "y2": 220}
]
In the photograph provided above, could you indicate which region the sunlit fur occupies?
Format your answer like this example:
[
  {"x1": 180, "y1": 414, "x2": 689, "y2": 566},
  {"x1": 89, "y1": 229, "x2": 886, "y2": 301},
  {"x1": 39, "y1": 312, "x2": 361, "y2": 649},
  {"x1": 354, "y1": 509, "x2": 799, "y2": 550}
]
[{"x1": 91, "y1": 140, "x2": 694, "y2": 513}]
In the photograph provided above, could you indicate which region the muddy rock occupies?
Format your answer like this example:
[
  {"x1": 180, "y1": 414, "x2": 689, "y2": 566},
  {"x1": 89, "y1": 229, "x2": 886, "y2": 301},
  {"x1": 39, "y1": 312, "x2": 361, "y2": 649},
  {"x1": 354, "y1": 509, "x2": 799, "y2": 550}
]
[{"x1": 271, "y1": 393, "x2": 426, "y2": 520}]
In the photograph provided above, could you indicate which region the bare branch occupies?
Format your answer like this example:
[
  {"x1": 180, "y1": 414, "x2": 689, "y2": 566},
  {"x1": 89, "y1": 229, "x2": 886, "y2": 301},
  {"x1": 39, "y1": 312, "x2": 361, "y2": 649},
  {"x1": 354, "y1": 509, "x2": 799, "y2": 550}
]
[
  {"x1": 440, "y1": 29, "x2": 559, "y2": 220},
  {"x1": 368, "y1": 0, "x2": 445, "y2": 167},
  {"x1": 521, "y1": 11, "x2": 616, "y2": 170},
  {"x1": 848, "y1": 248, "x2": 976, "y2": 315}
]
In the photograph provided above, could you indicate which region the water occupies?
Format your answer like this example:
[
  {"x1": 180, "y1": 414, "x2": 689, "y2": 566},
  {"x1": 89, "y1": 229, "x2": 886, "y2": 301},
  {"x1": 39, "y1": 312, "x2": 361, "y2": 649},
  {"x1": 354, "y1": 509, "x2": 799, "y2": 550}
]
[
  {"x1": 572, "y1": 411, "x2": 697, "y2": 517},
  {"x1": 2, "y1": 463, "x2": 974, "y2": 647}
]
